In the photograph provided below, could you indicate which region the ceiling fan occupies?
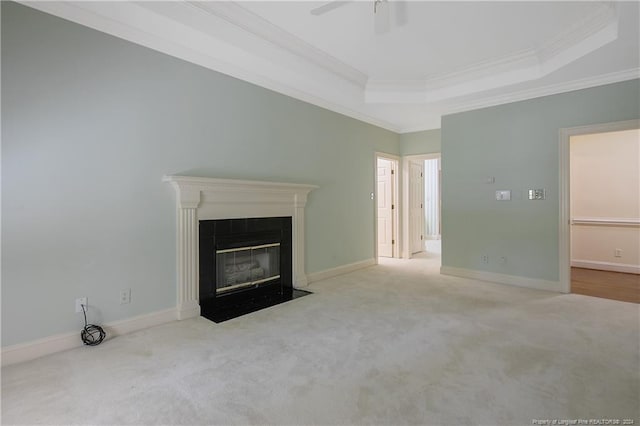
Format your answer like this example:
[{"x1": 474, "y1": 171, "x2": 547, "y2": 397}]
[{"x1": 310, "y1": 0, "x2": 408, "y2": 35}]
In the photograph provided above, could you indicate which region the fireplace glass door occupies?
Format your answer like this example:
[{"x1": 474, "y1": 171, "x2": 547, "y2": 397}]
[{"x1": 215, "y1": 243, "x2": 281, "y2": 294}]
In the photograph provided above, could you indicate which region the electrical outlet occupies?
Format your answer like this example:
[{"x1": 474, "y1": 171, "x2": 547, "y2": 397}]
[
  {"x1": 481, "y1": 255, "x2": 489, "y2": 264},
  {"x1": 75, "y1": 297, "x2": 87, "y2": 313},
  {"x1": 120, "y1": 288, "x2": 131, "y2": 305},
  {"x1": 614, "y1": 249, "x2": 623, "y2": 258}
]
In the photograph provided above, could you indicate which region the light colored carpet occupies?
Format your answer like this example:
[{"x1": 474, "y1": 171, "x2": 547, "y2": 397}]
[{"x1": 2, "y1": 254, "x2": 639, "y2": 425}]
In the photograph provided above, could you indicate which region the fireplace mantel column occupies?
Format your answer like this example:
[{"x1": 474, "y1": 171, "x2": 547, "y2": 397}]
[
  {"x1": 294, "y1": 194, "x2": 309, "y2": 288},
  {"x1": 171, "y1": 184, "x2": 201, "y2": 320}
]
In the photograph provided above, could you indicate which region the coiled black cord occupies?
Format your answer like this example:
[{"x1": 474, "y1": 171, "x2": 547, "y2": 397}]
[{"x1": 80, "y1": 304, "x2": 105, "y2": 346}]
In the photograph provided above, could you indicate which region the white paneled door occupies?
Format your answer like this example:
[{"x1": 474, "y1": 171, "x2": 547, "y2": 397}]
[
  {"x1": 410, "y1": 161, "x2": 425, "y2": 254},
  {"x1": 377, "y1": 158, "x2": 395, "y2": 257}
]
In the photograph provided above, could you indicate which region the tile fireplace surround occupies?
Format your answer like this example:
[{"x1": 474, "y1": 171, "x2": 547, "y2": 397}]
[{"x1": 163, "y1": 176, "x2": 317, "y2": 320}]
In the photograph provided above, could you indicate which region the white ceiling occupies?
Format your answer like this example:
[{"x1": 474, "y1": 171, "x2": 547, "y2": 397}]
[
  {"x1": 241, "y1": 2, "x2": 605, "y2": 80},
  {"x1": 23, "y1": 1, "x2": 640, "y2": 133}
]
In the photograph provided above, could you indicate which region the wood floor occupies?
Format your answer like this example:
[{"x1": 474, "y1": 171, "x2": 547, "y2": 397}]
[{"x1": 571, "y1": 267, "x2": 640, "y2": 303}]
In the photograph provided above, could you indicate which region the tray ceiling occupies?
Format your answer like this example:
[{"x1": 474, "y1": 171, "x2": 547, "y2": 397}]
[{"x1": 22, "y1": 1, "x2": 640, "y2": 132}]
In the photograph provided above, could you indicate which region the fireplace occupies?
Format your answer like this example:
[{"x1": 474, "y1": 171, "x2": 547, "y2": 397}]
[
  {"x1": 163, "y1": 176, "x2": 317, "y2": 321},
  {"x1": 216, "y1": 243, "x2": 281, "y2": 294},
  {"x1": 199, "y1": 217, "x2": 293, "y2": 322}
]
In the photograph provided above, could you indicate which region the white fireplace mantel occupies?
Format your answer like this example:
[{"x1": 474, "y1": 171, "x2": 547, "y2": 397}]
[{"x1": 163, "y1": 175, "x2": 318, "y2": 320}]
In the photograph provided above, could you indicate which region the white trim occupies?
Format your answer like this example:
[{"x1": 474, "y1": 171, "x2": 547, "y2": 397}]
[
  {"x1": 571, "y1": 260, "x2": 640, "y2": 275},
  {"x1": 187, "y1": 2, "x2": 367, "y2": 89},
  {"x1": 162, "y1": 175, "x2": 319, "y2": 193},
  {"x1": 374, "y1": 153, "x2": 401, "y2": 260},
  {"x1": 399, "y1": 124, "x2": 441, "y2": 134},
  {"x1": 397, "y1": 69, "x2": 639, "y2": 134},
  {"x1": 440, "y1": 266, "x2": 561, "y2": 293},
  {"x1": 19, "y1": 1, "x2": 401, "y2": 133},
  {"x1": 443, "y1": 68, "x2": 640, "y2": 117},
  {"x1": 366, "y1": 3, "x2": 618, "y2": 104},
  {"x1": 1, "y1": 308, "x2": 177, "y2": 367},
  {"x1": 571, "y1": 217, "x2": 640, "y2": 227},
  {"x1": 17, "y1": 1, "x2": 637, "y2": 134},
  {"x1": 307, "y1": 258, "x2": 376, "y2": 284},
  {"x1": 558, "y1": 119, "x2": 640, "y2": 294}
]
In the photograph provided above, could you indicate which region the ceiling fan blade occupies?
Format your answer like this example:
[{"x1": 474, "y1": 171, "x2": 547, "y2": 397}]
[
  {"x1": 310, "y1": 1, "x2": 351, "y2": 16},
  {"x1": 374, "y1": 0, "x2": 390, "y2": 35}
]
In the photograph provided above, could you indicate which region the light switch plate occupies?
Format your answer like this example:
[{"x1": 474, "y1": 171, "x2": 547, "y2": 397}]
[
  {"x1": 496, "y1": 190, "x2": 511, "y2": 201},
  {"x1": 528, "y1": 189, "x2": 545, "y2": 200}
]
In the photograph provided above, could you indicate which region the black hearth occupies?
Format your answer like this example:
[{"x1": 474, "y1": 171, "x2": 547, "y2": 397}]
[{"x1": 199, "y1": 217, "x2": 306, "y2": 322}]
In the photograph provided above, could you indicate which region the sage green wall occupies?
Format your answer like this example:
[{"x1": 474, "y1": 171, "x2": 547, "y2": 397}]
[
  {"x1": 399, "y1": 129, "x2": 441, "y2": 156},
  {"x1": 441, "y1": 79, "x2": 640, "y2": 283},
  {"x1": 1, "y1": 3, "x2": 399, "y2": 346}
]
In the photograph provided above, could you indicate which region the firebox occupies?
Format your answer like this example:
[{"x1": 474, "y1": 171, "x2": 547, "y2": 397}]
[{"x1": 199, "y1": 217, "x2": 293, "y2": 322}]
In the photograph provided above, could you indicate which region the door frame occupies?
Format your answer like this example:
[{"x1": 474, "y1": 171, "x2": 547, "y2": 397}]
[
  {"x1": 558, "y1": 119, "x2": 639, "y2": 293},
  {"x1": 375, "y1": 152, "x2": 400, "y2": 261},
  {"x1": 402, "y1": 153, "x2": 441, "y2": 259}
]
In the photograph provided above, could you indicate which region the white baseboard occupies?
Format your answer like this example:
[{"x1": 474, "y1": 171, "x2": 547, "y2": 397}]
[
  {"x1": 440, "y1": 266, "x2": 562, "y2": 293},
  {"x1": 1, "y1": 307, "x2": 177, "y2": 367},
  {"x1": 571, "y1": 260, "x2": 640, "y2": 274},
  {"x1": 307, "y1": 258, "x2": 376, "y2": 284}
]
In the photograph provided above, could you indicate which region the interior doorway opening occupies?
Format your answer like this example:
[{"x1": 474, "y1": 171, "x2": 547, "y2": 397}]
[
  {"x1": 402, "y1": 153, "x2": 441, "y2": 261},
  {"x1": 559, "y1": 119, "x2": 639, "y2": 302},
  {"x1": 569, "y1": 128, "x2": 639, "y2": 303},
  {"x1": 423, "y1": 157, "x2": 441, "y2": 243},
  {"x1": 375, "y1": 154, "x2": 399, "y2": 259},
  {"x1": 409, "y1": 160, "x2": 424, "y2": 255}
]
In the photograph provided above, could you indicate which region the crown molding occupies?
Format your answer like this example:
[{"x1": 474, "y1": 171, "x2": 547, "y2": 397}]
[
  {"x1": 366, "y1": 50, "x2": 538, "y2": 104},
  {"x1": 538, "y1": 1, "x2": 616, "y2": 62},
  {"x1": 397, "y1": 68, "x2": 639, "y2": 133},
  {"x1": 366, "y1": 3, "x2": 619, "y2": 104},
  {"x1": 398, "y1": 124, "x2": 442, "y2": 135},
  {"x1": 17, "y1": 1, "x2": 635, "y2": 135},
  {"x1": 186, "y1": 1, "x2": 368, "y2": 89},
  {"x1": 19, "y1": 1, "x2": 401, "y2": 133},
  {"x1": 440, "y1": 68, "x2": 640, "y2": 119}
]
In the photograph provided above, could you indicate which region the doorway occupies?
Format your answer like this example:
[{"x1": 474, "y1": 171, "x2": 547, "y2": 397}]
[
  {"x1": 559, "y1": 119, "x2": 639, "y2": 302},
  {"x1": 569, "y1": 128, "x2": 639, "y2": 303},
  {"x1": 376, "y1": 154, "x2": 399, "y2": 259},
  {"x1": 409, "y1": 160, "x2": 424, "y2": 255},
  {"x1": 423, "y1": 157, "x2": 441, "y2": 242},
  {"x1": 402, "y1": 153, "x2": 441, "y2": 259}
]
